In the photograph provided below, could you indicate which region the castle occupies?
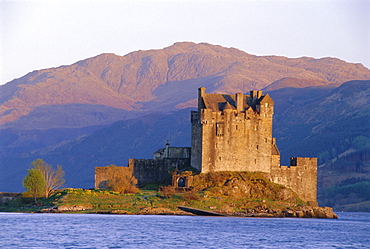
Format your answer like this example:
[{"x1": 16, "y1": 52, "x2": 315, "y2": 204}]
[{"x1": 95, "y1": 88, "x2": 317, "y2": 204}]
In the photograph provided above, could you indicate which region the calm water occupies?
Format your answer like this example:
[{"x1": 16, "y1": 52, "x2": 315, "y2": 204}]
[{"x1": 0, "y1": 212, "x2": 369, "y2": 248}]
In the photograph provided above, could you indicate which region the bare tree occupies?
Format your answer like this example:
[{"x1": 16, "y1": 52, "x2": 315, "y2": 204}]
[{"x1": 31, "y1": 159, "x2": 65, "y2": 197}]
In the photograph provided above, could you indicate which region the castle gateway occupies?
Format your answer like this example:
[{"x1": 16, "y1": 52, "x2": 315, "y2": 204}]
[{"x1": 95, "y1": 88, "x2": 317, "y2": 204}]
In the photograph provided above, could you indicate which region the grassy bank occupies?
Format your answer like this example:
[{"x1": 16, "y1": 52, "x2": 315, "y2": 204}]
[{"x1": 0, "y1": 172, "x2": 308, "y2": 215}]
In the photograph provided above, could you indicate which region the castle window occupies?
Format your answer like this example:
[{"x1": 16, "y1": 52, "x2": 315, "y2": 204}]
[
  {"x1": 256, "y1": 145, "x2": 259, "y2": 150},
  {"x1": 265, "y1": 103, "x2": 269, "y2": 107},
  {"x1": 236, "y1": 125, "x2": 238, "y2": 130},
  {"x1": 216, "y1": 122, "x2": 224, "y2": 136},
  {"x1": 264, "y1": 138, "x2": 267, "y2": 143},
  {"x1": 178, "y1": 178, "x2": 186, "y2": 188},
  {"x1": 254, "y1": 125, "x2": 258, "y2": 131}
]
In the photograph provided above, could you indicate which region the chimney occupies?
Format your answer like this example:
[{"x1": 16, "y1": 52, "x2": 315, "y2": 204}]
[
  {"x1": 236, "y1": 93, "x2": 244, "y2": 112},
  {"x1": 198, "y1": 87, "x2": 206, "y2": 109},
  {"x1": 165, "y1": 140, "x2": 170, "y2": 158},
  {"x1": 250, "y1": 90, "x2": 257, "y2": 100}
]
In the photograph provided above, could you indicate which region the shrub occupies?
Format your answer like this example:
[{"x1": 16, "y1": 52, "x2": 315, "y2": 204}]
[
  {"x1": 104, "y1": 165, "x2": 139, "y2": 194},
  {"x1": 159, "y1": 186, "x2": 177, "y2": 198},
  {"x1": 181, "y1": 191, "x2": 201, "y2": 201}
]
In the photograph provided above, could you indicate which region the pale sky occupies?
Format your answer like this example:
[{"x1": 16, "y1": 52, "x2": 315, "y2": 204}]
[{"x1": 1, "y1": 0, "x2": 369, "y2": 85}]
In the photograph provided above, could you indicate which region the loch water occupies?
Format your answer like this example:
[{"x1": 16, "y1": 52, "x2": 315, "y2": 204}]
[{"x1": 1, "y1": 212, "x2": 369, "y2": 248}]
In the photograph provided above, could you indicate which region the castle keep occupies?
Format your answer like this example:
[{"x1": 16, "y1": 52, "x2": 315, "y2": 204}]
[
  {"x1": 191, "y1": 88, "x2": 276, "y2": 173},
  {"x1": 95, "y1": 88, "x2": 317, "y2": 204}
]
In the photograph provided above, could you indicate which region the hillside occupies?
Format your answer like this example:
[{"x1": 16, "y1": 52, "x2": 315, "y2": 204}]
[{"x1": 0, "y1": 43, "x2": 369, "y2": 211}]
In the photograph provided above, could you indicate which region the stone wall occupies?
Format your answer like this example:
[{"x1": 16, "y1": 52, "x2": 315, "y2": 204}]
[
  {"x1": 153, "y1": 146, "x2": 191, "y2": 160},
  {"x1": 130, "y1": 158, "x2": 190, "y2": 186},
  {"x1": 190, "y1": 111, "x2": 202, "y2": 171},
  {"x1": 191, "y1": 88, "x2": 276, "y2": 173},
  {"x1": 270, "y1": 157, "x2": 317, "y2": 204},
  {"x1": 95, "y1": 158, "x2": 191, "y2": 189},
  {"x1": 94, "y1": 166, "x2": 132, "y2": 189}
]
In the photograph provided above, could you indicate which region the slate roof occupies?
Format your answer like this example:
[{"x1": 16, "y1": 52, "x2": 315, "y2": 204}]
[
  {"x1": 202, "y1": 93, "x2": 250, "y2": 112},
  {"x1": 271, "y1": 143, "x2": 280, "y2": 155}
]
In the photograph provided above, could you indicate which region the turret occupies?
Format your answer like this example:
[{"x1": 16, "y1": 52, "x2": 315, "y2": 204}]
[{"x1": 198, "y1": 87, "x2": 206, "y2": 110}]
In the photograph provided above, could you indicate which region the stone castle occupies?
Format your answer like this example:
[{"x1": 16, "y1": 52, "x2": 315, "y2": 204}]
[{"x1": 96, "y1": 88, "x2": 317, "y2": 204}]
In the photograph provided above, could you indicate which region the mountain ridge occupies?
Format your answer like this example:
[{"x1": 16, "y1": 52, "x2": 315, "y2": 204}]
[{"x1": 1, "y1": 42, "x2": 369, "y2": 126}]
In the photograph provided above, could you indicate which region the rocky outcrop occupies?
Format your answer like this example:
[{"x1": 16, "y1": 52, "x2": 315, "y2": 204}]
[
  {"x1": 137, "y1": 207, "x2": 193, "y2": 216},
  {"x1": 40, "y1": 205, "x2": 93, "y2": 213},
  {"x1": 178, "y1": 205, "x2": 337, "y2": 219},
  {"x1": 0, "y1": 193, "x2": 20, "y2": 204},
  {"x1": 236, "y1": 206, "x2": 338, "y2": 219},
  {"x1": 92, "y1": 207, "x2": 193, "y2": 215}
]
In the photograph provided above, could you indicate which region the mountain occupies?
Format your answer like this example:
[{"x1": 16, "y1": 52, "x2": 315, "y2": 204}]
[
  {"x1": 0, "y1": 42, "x2": 369, "y2": 211},
  {"x1": 1, "y1": 42, "x2": 369, "y2": 127}
]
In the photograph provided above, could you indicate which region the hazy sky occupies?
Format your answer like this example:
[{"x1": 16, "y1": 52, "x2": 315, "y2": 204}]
[{"x1": 1, "y1": 0, "x2": 369, "y2": 85}]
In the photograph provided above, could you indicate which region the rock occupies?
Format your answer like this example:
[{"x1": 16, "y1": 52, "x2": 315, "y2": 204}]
[
  {"x1": 276, "y1": 188, "x2": 294, "y2": 200},
  {"x1": 56, "y1": 205, "x2": 93, "y2": 212},
  {"x1": 252, "y1": 213, "x2": 275, "y2": 217},
  {"x1": 312, "y1": 206, "x2": 338, "y2": 219},
  {"x1": 241, "y1": 206, "x2": 338, "y2": 219},
  {"x1": 138, "y1": 207, "x2": 193, "y2": 215},
  {"x1": 95, "y1": 210, "x2": 134, "y2": 215}
]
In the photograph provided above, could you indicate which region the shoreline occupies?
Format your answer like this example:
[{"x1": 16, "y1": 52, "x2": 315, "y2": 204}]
[{"x1": 36, "y1": 204, "x2": 338, "y2": 219}]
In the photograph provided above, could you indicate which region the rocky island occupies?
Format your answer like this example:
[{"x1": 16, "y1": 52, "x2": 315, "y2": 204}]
[{"x1": 0, "y1": 171, "x2": 336, "y2": 219}]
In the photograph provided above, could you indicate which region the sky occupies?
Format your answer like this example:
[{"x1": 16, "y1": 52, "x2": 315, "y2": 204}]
[{"x1": 1, "y1": 0, "x2": 369, "y2": 85}]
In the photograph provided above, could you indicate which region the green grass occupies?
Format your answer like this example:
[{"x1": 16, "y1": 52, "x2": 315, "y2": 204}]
[{"x1": 0, "y1": 172, "x2": 309, "y2": 214}]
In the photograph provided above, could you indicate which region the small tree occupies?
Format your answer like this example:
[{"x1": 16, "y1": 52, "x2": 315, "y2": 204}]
[
  {"x1": 31, "y1": 159, "x2": 65, "y2": 197},
  {"x1": 23, "y1": 168, "x2": 46, "y2": 204}
]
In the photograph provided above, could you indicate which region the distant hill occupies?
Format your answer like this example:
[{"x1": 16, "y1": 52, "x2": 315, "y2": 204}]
[
  {"x1": 0, "y1": 43, "x2": 369, "y2": 211},
  {"x1": 0, "y1": 109, "x2": 192, "y2": 191}
]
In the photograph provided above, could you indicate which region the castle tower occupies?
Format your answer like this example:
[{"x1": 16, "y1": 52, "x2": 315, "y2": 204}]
[{"x1": 191, "y1": 87, "x2": 276, "y2": 173}]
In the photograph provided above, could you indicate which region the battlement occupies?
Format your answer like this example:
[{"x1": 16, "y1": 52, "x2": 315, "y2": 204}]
[
  {"x1": 270, "y1": 157, "x2": 317, "y2": 204},
  {"x1": 153, "y1": 142, "x2": 190, "y2": 160}
]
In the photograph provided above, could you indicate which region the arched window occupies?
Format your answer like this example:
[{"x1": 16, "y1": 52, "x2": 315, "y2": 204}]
[{"x1": 178, "y1": 178, "x2": 186, "y2": 188}]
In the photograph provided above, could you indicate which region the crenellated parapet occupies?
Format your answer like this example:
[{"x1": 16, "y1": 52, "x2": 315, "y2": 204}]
[{"x1": 270, "y1": 157, "x2": 317, "y2": 204}]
